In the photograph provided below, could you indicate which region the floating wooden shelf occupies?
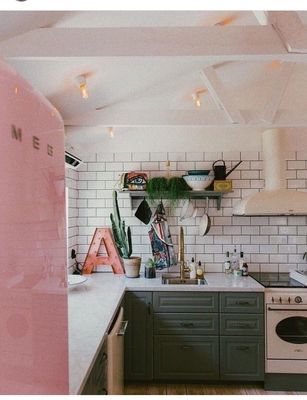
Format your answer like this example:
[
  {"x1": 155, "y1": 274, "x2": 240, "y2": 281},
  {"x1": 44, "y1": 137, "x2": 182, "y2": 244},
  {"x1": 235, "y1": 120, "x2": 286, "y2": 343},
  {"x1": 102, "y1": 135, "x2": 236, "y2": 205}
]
[{"x1": 118, "y1": 190, "x2": 231, "y2": 210}]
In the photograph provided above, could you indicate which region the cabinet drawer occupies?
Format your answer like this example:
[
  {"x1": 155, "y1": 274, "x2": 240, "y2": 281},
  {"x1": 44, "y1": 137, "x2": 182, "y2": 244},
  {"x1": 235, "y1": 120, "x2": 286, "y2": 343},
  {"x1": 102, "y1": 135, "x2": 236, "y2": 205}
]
[
  {"x1": 220, "y1": 336, "x2": 264, "y2": 381},
  {"x1": 154, "y1": 313, "x2": 219, "y2": 335},
  {"x1": 220, "y1": 292, "x2": 263, "y2": 314},
  {"x1": 220, "y1": 314, "x2": 264, "y2": 336},
  {"x1": 154, "y1": 335, "x2": 219, "y2": 380},
  {"x1": 153, "y1": 292, "x2": 218, "y2": 313}
]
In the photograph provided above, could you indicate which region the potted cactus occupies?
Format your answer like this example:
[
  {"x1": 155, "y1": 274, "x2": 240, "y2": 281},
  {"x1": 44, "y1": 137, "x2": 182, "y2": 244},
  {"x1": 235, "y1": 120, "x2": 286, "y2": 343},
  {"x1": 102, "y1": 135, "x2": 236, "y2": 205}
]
[{"x1": 110, "y1": 190, "x2": 141, "y2": 278}]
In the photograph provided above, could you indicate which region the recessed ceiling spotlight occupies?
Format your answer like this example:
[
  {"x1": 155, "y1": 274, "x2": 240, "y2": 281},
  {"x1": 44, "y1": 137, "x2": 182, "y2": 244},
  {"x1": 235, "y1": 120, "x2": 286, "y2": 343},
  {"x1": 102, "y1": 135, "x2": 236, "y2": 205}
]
[
  {"x1": 75, "y1": 75, "x2": 89, "y2": 100},
  {"x1": 108, "y1": 127, "x2": 114, "y2": 138}
]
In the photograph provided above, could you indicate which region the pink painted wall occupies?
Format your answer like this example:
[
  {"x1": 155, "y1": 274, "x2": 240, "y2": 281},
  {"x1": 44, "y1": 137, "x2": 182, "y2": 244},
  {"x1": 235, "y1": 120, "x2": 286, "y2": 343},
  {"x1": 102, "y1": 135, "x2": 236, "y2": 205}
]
[{"x1": 0, "y1": 60, "x2": 68, "y2": 394}]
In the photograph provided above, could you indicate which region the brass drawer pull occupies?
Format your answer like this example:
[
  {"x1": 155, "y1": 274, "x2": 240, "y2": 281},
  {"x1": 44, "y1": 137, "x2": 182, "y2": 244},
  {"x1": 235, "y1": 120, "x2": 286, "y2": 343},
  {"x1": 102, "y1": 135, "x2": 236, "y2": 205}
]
[
  {"x1": 181, "y1": 345, "x2": 192, "y2": 351},
  {"x1": 235, "y1": 301, "x2": 250, "y2": 305},
  {"x1": 236, "y1": 345, "x2": 250, "y2": 351},
  {"x1": 235, "y1": 323, "x2": 252, "y2": 328},
  {"x1": 180, "y1": 322, "x2": 195, "y2": 328}
]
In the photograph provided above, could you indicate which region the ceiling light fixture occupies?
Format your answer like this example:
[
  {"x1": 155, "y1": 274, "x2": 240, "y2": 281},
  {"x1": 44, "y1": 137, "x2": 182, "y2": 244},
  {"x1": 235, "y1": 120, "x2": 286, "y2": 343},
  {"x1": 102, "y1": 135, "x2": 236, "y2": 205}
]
[
  {"x1": 191, "y1": 89, "x2": 207, "y2": 109},
  {"x1": 75, "y1": 75, "x2": 89, "y2": 100},
  {"x1": 192, "y1": 92, "x2": 201, "y2": 108},
  {"x1": 108, "y1": 127, "x2": 114, "y2": 138}
]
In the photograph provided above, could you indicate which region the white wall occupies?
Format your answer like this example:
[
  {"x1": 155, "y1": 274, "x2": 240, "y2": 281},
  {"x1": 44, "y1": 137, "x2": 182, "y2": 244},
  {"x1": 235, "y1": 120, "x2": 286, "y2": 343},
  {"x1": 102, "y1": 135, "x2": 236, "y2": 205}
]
[
  {"x1": 65, "y1": 167, "x2": 78, "y2": 270},
  {"x1": 69, "y1": 149, "x2": 307, "y2": 274},
  {"x1": 66, "y1": 127, "x2": 307, "y2": 156}
]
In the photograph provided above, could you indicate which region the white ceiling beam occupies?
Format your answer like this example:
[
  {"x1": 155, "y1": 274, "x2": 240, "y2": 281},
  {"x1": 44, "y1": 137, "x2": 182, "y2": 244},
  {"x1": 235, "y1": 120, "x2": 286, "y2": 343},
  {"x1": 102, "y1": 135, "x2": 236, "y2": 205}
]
[
  {"x1": 260, "y1": 62, "x2": 295, "y2": 124},
  {"x1": 200, "y1": 67, "x2": 245, "y2": 124},
  {"x1": 268, "y1": 11, "x2": 307, "y2": 53},
  {"x1": 64, "y1": 109, "x2": 307, "y2": 128},
  {"x1": 253, "y1": 11, "x2": 268, "y2": 25},
  {"x1": 1, "y1": 26, "x2": 306, "y2": 61}
]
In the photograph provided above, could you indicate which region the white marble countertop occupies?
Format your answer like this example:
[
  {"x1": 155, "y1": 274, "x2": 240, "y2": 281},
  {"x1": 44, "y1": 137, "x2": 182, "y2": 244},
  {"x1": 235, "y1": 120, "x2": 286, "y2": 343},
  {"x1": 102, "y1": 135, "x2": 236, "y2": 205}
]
[{"x1": 68, "y1": 272, "x2": 264, "y2": 394}]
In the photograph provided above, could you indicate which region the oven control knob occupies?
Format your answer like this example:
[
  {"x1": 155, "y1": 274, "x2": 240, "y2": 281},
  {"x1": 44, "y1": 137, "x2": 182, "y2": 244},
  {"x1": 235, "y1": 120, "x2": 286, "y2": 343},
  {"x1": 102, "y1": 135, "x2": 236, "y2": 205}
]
[
  {"x1": 295, "y1": 296, "x2": 302, "y2": 304},
  {"x1": 272, "y1": 297, "x2": 275, "y2": 303},
  {"x1": 288, "y1": 297, "x2": 291, "y2": 304},
  {"x1": 279, "y1": 297, "x2": 282, "y2": 303}
]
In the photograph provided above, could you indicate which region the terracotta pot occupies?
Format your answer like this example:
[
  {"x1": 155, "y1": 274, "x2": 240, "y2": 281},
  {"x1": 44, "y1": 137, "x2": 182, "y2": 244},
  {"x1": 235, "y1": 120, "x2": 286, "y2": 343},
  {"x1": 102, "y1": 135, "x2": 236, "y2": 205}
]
[{"x1": 123, "y1": 257, "x2": 141, "y2": 278}]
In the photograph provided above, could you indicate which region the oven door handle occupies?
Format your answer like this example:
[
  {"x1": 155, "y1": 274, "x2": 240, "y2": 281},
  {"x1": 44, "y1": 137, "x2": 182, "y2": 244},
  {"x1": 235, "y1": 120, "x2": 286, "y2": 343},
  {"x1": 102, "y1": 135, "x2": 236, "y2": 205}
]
[{"x1": 267, "y1": 307, "x2": 307, "y2": 311}]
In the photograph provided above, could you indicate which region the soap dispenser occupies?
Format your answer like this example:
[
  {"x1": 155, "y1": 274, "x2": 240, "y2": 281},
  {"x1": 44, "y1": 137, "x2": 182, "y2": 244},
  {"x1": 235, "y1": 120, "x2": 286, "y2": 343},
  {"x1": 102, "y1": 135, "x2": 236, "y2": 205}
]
[{"x1": 189, "y1": 258, "x2": 196, "y2": 279}]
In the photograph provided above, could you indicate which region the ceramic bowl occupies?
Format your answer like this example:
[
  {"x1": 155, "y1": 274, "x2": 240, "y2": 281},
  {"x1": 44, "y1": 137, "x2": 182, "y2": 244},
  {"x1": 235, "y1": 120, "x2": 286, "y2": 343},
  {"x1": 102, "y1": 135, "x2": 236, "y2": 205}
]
[
  {"x1": 183, "y1": 173, "x2": 214, "y2": 191},
  {"x1": 187, "y1": 170, "x2": 210, "y2": 175}
]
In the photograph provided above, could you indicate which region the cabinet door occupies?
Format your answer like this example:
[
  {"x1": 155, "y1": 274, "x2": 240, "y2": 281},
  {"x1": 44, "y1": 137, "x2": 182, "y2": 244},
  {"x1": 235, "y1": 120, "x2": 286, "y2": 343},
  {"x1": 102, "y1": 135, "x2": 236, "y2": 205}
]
[
  {"x1": 82, "y1": 340, "x2": 108, "y2": 395},
  {"x1": 154, "y1": 335, "x2": 219, "y2": 380},
  {"x1": 124, "y1": 292, "x2": 153, "y2": 381},
  {"x1": 154, "y1": 313, "x2": 219, "y2": 335},
  {"x1": 220, "y1": 314, "x2": 264, "y2": 336},
  {"x1": 220, "y1": 336, "x2": 264, "y2": 381},
  {"x1": 153, "y1": 292, "x2": 218, "y2": 313},
  {"x1": 220, "y1": 292, "x2": 264, "y2": 314}
]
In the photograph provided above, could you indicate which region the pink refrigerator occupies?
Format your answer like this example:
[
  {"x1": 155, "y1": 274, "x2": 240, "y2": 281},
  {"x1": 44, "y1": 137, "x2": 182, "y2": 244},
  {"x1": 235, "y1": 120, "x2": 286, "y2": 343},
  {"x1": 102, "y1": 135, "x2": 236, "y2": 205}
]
[{"x1": 0, "y1": 59, "x2": 69, "y2": 394}]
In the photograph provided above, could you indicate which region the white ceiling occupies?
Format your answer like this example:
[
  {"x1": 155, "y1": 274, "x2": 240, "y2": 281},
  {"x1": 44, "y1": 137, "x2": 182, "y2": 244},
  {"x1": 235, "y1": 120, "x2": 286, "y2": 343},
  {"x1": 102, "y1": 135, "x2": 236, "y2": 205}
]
[{"x1": 0, "y1": 10, "x2": 307, "y2": 153}]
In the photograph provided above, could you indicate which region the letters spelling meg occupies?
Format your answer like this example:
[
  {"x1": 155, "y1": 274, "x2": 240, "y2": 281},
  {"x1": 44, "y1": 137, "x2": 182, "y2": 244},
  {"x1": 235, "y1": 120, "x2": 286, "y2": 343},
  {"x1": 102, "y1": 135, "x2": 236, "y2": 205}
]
[{"x1": 11, "y1": 124, "x2": 54, "y2": 156}]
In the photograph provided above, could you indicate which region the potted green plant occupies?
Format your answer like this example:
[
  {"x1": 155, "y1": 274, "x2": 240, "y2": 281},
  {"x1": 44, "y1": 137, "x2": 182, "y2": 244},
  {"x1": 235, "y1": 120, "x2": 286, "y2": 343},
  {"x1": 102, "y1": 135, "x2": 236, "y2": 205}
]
[
  {"x1": 144, "y1": 258, "x2": 156, "y2": 279},
  {"x1": 146, "y1": 176, "x2": 190, "y2": 205},
  {"x1": 110, "y1": 190, "x2": 141, "y2": 278}
]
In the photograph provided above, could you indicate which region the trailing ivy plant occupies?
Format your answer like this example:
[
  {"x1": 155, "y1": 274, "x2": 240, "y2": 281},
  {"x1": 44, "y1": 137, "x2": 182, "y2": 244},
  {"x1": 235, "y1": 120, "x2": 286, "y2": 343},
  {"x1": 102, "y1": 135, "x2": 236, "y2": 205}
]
[{"x1": 146, "y1": 176, "x2": 190, "y2": 206}]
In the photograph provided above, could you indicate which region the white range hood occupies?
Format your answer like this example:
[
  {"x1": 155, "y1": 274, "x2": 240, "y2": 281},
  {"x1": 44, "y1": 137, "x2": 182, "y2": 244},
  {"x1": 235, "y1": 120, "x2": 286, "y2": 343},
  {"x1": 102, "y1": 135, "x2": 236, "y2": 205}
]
[{"x1": 233, "y1": 128, "x2": 307, "y2": 216}]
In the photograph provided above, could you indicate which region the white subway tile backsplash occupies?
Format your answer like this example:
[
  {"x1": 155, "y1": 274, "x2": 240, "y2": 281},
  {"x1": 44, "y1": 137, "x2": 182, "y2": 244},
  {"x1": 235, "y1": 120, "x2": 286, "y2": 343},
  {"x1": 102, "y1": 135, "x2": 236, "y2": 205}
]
[
  {"x1": 186, "y1": 152, "x2": 204, "y2": 161},
  {"x1": 106, "y1": 162, "x2": 123, "y2": 171},
  {"x1": 177, "y1": 161, "x2": 195, "y2": 171},
  {"x1": 168, "y1": 152, "x2": 185, "y2": 161},
  {"x1": 222, "y1": 151, "x2": 241, "y2": 161},
  {"x1": 288, "y1": 160, "x2": 305, "y2": 169},
  {"x1": 279, "y1": 245, "x2": 297, "y2": 253},
  {"x1": 278, "y1": 226, "x2": 297, "y2": 235},
  {"x1": 270, "y1": 236, "x2": 287, "y2": 245},
  {"x1": 66, "y1": 150, "x2": 305, "y2": 273},
  {"x1": 240, "y1": 151, "x2": 259, "y2": 161},
  {"x1": 115, "y1": 152, "x2": 132, "y2": 162},
  {"x1": 97, "y1": 153, "x2": 114, "y2": 162},
  {"x1": 150, "y1": 152, "x2": 168, "y2": 161},
  {"x1": 141, "y1": 162, "x2": 159, "y2": 171},
  {"x1": 79, "y1": 171, "x2": 97, "y2": 181},
  {"x1": 241, "y1": 170, "x2": 259, "y2": 179},
  {"x1": 87, "y1": 163, "x2": 106, "y2": 172},
  {"x1": 204, "y1": 152, "x2": 222, "y2": 161}
]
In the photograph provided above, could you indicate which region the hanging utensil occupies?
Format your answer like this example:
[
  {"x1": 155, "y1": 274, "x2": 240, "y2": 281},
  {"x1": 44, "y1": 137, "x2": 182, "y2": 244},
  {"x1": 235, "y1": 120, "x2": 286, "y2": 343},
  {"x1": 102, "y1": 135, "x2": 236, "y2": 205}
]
[{"x1": 199, "y1": 197, "x2": 211, "y2": 236}]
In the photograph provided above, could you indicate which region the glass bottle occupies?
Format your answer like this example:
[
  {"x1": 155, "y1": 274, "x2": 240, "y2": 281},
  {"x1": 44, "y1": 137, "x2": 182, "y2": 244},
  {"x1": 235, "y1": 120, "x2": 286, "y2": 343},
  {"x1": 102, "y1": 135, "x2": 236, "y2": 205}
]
[{"x1": 224, "y1": 251, "x2": 231, "y2": 274}]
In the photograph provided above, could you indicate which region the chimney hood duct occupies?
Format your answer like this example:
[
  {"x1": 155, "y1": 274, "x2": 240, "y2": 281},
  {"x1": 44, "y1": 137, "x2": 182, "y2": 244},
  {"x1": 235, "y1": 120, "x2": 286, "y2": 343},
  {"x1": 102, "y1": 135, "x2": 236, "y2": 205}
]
[{"x1": 233, "y1": 128, "x2": 307, "y2": 216}]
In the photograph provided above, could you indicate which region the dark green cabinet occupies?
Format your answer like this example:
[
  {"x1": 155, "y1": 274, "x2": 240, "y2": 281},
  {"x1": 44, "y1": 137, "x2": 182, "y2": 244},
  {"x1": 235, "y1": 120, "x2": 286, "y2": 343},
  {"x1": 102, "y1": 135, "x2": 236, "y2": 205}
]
[
  {"x1": 220, "y1": 292, "x2": 264, "y2": 382},
  {"x1": 154, "y1": 335, "x2": 219, "y2": 380},
  {"x1": 124, "y1": 290, "x2": 264, "y2": 383},
  {"x1": 81, "y1": 339, "x2": 108, "y2": 395},
  {"x1": 153, "y1": 292, "x2": 219, "y2": 381},
  {"x1": 124, "y1": 291, "x2": 153, "y2": 381},
  {"x1": 220, "y1": 292, "x2": 263, "y2": 314},
  {"x1": 220, "y1": 336, "x2": 264, "y2": 381},
  {"x1": 153, "y1": 292, "x2": 218, "y2": 313}
]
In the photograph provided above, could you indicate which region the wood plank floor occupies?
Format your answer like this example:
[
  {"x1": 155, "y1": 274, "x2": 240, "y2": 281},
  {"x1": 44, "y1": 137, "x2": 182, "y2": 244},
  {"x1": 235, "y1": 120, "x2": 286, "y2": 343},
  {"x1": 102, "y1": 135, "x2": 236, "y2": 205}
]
[{"x1": 125, "y1": 382, "x2": 307, "y2": 395}]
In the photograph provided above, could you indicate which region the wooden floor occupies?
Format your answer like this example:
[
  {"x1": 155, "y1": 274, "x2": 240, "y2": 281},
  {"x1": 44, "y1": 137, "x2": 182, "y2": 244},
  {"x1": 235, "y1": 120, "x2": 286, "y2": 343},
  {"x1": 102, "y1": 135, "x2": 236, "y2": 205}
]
[{"x1": 125, "y1": 382, "x2": 307, "y2": 395}]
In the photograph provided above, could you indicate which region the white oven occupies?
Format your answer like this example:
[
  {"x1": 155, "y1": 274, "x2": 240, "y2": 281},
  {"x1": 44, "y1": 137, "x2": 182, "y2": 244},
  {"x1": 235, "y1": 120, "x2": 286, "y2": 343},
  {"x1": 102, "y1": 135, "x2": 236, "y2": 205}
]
[{"x1": 265, "y1": 289, "x2": 307, "y2": 373}]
